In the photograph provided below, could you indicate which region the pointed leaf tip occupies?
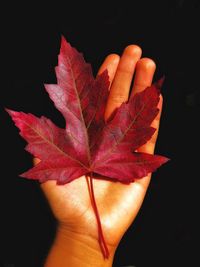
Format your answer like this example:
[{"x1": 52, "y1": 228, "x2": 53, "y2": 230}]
[
  {"x1": 155, "y1": 75, "x2": 165, "y2": 90},
  {"x1": 162, "y1": 156, "x2": 170, "y2": 164},
  {"x1": 61, "y1": 35, "x2": 67, "y2": 45},
  {"x1": 5, "y1": 108, "x2": 12, "y2": 114},
  {"x1": 5, "y1": 108, "x2": 17, "y2": 117}
]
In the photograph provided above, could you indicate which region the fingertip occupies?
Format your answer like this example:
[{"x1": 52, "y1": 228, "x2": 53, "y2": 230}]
[
  {"x1": 106, "y1": 53, "x2": 120, "y2": 65},
  {"x1": 97, "y1": 53, "x2": 120, "y2": 76},
  {"x1": 136, "y1": 57, "x2": 156, "y2": 72},
  {"x1": 98, "y1": 53, "x2": 120, "y2": 87},
  {"x1": 124, "y1": 45, "x2": 142, "y2": 59}
]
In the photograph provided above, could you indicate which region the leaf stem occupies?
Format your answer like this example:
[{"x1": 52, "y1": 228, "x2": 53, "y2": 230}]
[{"x1": 87, "y1": 172, "x2": 110, "y2": 259}]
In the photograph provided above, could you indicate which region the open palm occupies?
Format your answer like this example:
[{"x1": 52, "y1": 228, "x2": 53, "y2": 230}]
[{"x1": 37, "y1": 45, "x2": 162, "y2": 255}]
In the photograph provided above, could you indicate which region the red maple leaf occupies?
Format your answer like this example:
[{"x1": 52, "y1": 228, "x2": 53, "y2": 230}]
[{"x1": 6, "y1": 36, "x2": 169, "y2": 258}]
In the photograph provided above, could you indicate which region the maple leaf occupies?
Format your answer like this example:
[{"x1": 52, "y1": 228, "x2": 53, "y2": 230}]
[{"x1": 6, "y1": 36, "x2": 169, "y2": 259}]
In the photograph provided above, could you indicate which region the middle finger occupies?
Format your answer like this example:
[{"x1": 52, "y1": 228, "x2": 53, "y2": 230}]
[{"x1": 105, "y1": 45, "x2": 142, "y2": 121}]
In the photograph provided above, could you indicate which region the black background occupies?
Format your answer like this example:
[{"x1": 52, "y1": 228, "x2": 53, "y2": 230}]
[{"x1": 1, "y1": 1, "x2": 200, "y2": 266}]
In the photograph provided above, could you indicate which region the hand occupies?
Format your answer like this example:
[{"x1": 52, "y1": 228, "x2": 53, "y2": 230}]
[{"x1": 38, "y1": 45, "x2": 162, "y2": 267}]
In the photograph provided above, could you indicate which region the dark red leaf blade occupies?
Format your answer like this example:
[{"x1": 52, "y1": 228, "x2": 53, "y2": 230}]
[
  {"x1": 44, "y1": 39, "x2": 91, "y2": 165},
  {"x1": 93, "y1": 151, "x2": 169, "y2": 183},
  {"x1": 6, "y1": 37, "x2": 169, "y2": 187},
  {"x1": 86, "y1": 71, "x2": 110, "y2": 145},
  {"x1": 6, "y1": 110, "x2": 75, "y2": 158},
  {"x1": 6, "y1": 109, "x2": 89, "y2": 183}
]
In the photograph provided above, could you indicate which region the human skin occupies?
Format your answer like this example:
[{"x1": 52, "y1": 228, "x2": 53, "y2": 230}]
[{"x1": 35, "y1": 44, "x2": 162, "y2": 267}]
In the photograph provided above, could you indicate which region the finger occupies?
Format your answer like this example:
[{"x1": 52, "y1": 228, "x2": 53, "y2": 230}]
[
  {"x1": 131, "y1": 57, "x2": 156, "y2": 96},
  {"x1": 135, "y1": 98, "x2": 163, "y2": 190},
  {"x1": 105, "y1": 45, "x2": 142, "y2": 121},
  {"x1": 131, "y1": 58, "x2": 158, "y2": 191},
  {"x1": 136, "y1": 97, "x2": 163, "y2": 155},
  {"x1": 131, "y1": 57, "x2": 162, "y2": 154},
  {"x1": 143, "y1": 96, "x2": 163, "y2": 153},
  {"x1": 133, "y1": 59, "x2": 162, "y2": 189},
  {"x1": 97, "y1": 54, "x2": 120, "y2": 87}
]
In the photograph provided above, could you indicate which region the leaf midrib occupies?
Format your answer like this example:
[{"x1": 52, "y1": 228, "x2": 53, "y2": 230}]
[{"x1": 67, "y1": 57, "x2": 92, "y2": 165}]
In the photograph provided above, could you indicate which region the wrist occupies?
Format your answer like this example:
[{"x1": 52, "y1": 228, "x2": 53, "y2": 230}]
[{"x1": 44, "y1": 224, "x2": 116, "y2": 267}]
